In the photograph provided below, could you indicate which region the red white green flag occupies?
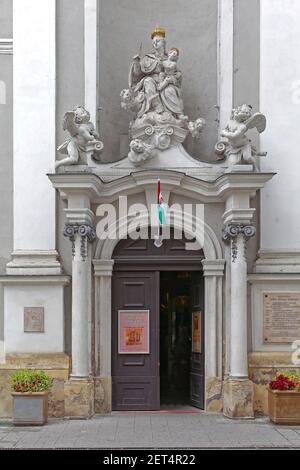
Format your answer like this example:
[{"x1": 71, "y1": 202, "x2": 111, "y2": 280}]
[{"x1": 157, "y1": 179, "x2": 165, "y2": 225}]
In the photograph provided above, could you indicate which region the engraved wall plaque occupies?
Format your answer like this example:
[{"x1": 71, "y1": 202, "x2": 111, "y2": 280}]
[
  {"x1": 263, "y1": 293, "x2": 300, "y2": 343},
  {"x1": 24, "y1": 307, "x2": 44, "y2": 333}
]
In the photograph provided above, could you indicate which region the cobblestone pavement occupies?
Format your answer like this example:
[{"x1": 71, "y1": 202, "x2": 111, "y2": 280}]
[{"x1": 1, "y1": 413, "x2": 300, "y2": 449}]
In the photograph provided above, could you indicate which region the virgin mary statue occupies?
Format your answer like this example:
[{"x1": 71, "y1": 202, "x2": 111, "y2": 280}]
[{"x1": 128, "y1": 26, "x2": 184, "y2": 120}]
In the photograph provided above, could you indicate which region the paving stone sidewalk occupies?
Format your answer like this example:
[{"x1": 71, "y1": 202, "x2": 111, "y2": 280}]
[{"x1": 1, "y1": 413, "x2": 300, "y2": 449}]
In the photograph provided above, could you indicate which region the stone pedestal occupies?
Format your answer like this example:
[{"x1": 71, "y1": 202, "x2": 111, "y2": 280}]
[
  {"x1": 64, "y1": 378, "x2": 94, "y2": 418},
  {"x1": 223, "y1": 378, "x2": 254, "y2": 418}
]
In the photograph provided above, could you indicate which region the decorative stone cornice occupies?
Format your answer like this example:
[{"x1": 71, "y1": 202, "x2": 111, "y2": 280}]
[
  {"x1": 0, "y1": 38, "x2": 13, "y2": 55},
  {"x1": 48, "y1": 171, "x2": 275, "y2": 205},
  {"x1": 64, "y1": 223, "x2": 96, "y2": 260}
]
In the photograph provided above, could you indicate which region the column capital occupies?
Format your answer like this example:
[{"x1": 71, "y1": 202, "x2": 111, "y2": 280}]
[
  {"x1": 222, "y1": 223, "x2": 256, "y2": 242},
  {"x1": 63, "y1": 223, "x2": 96, "y2": 261}
]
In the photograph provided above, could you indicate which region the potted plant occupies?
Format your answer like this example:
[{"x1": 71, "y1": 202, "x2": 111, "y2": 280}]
[
  {"x1": 11, "y1": 369, "x2": 53, "y2": 425},
  {"x1": 268, "y1": 372, "x2": 300, "y2": 425}
]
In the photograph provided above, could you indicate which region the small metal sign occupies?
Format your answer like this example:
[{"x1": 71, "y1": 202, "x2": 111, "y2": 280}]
[{"x1": 24, "y1": 307, "x2": 44, "y2": 333}]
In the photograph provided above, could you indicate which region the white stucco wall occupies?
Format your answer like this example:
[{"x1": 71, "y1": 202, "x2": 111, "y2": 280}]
[
  {"x1": 13, "y1": 0, "x2": 56, "y2": 251},
  {"x1": 4, "y1": 285, "x2": 64, "y2": 353},
  {"x1": 260, "y1": 0, "x2": 300, "y2": 249}
]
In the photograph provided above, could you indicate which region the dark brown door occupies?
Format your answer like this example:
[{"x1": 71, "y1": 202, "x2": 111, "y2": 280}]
[
  {"x1": 112, "y1": 271, "x2": 160, "y2": 410},
  {"x1": 190, "y1": 272, "x2": 205, "y2": 409}
]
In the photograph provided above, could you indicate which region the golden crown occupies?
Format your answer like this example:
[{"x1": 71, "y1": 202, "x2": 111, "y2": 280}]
[{"x1": 151, "y1": 25, "x2": 166, "y2": 39}]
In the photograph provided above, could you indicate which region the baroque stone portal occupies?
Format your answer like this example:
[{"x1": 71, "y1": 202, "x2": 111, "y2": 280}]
[{"x1": 121, "y1": 26, "x2": 205, "y2": 165}]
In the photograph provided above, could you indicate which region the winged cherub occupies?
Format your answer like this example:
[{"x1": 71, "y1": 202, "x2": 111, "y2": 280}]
[
  {"x1": 55, "y1": 105, "x2": 99, "y2": 169},
  {"x1": 216, "y1": 104, "x2": 267, "y2": 171}
]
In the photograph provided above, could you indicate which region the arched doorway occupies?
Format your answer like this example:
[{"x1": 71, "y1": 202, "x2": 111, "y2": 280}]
[
  {"x1": 111, "y1": 232, "x2": 205, "y2": 411},
  {"x1": 93, "y1": 214, "x2": 225, "y2": 413}
]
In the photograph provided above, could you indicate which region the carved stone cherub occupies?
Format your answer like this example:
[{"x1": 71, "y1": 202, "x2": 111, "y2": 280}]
[
  {"x1": 188, "y1": 117, "x2": 206, "y2": 139},
  {"x1": 216, "y1": 104, "x2": 267, "y2": 171},
  {"x1": 55, "y1": 105, "x2": 100, "y2": 169},
  {"x1": 128, "y1": 138, "x2": 155, "y2": 166},
  {"x1": 120, "y1": 88, "x2": 144, "y2": 114}
]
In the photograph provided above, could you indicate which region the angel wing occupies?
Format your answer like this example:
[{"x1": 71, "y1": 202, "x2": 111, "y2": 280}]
[
  {"x1": 62, "y1": 111, "x2": 79, "y2": 137},
  {"x1": 245, "y1": 112, "x2": 266, "y2": 133}
]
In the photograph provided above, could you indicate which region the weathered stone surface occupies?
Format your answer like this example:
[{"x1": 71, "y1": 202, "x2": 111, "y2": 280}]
[
  {"x1": 223, "y1": 379, "x2": 254, "y2": 418},
  {"x1": 0, "y1": 354, "x2": 70, "y2": 418},
  {"x1": 0, "y1": 370, "x2": 13, "y2": 418},
  {"x1": 205, "y1": 376, "x2": 223, "y2": 412},
  {"x1": 94, "y1": 376, "x2": 112, "y2": 414},
  {"x1": 249, "y1": 352, "x2": 300, "y2": 416},
  {"x1": 64, "y1": 378, "x2": 94, "y2": 418}
]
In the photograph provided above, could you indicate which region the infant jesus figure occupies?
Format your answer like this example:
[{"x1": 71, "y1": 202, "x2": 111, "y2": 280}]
[{"x1": 157, "y1": 47, "x2": 187, "y2": 121}]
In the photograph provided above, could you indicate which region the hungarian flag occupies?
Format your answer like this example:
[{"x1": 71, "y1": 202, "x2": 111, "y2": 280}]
[{"x1": 157, "y1": 179, "x2": 165, "y2": 225}]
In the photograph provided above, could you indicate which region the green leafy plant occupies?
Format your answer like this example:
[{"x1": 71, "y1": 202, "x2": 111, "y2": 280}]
[{"x1": 11, "y1": 369, "x2": 53, "y2": 393}]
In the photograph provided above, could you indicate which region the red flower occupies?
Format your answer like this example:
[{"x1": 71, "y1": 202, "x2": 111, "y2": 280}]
[{"x1": 269, "y1": 374, "x2": 296, "y2": 390}]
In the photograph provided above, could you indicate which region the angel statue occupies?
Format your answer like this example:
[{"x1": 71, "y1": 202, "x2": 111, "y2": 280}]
[
  {"x1": 55, "y1": 105, "x2": 103, "y2": 169},
  {"x1": 215, "y1": 104, "x2": 267, "y2": 171}
]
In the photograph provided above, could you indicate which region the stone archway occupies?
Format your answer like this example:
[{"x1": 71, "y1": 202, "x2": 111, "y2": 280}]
[{"x1": 93, "y1": 214, "x2": 225, "y2": 413}]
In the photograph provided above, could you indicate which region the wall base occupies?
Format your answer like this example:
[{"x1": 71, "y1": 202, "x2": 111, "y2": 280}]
[
  {"x1": 0, "y1": 353, "x2": 70, "y2": 418},
  {"x1": 249, "y1": 352, "x2": 300, "y2": 416},
  {"x1": 205, "y1": 376, "x2": 223, "y2": 412},
  {"x1": 223, "y1": 378, "x2": 254, "y2": 418},
  {"x1": 94, "y1": 376, "x2": 112, "y2": 414}
]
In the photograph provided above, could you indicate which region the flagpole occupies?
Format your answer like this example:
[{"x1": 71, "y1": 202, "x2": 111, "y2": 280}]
[{"x1": 154, "y1": 179, "x2": 164, "y2": 248}]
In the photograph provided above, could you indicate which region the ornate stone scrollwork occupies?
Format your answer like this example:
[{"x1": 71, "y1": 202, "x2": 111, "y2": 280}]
[
  {"x1": 222, "y1": 224, "x2": 256, "y2": 262},
  {"x1": 63, "y1": 223, "x2": 96, "y2": 261}
]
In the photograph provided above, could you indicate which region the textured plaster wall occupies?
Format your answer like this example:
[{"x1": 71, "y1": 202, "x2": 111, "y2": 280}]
[
  {"x1": 0, "y1": 0, "x2": 13, "y2": 347},
  {"x1": 98, "y1": 0, "x2": 218, "y2": 162},
  {"x1": 56, "y1": 0, "x2": 85, "y2": 354},
  {"x1": 260, "y1": 0, "x2": 300, "y2": 249}
]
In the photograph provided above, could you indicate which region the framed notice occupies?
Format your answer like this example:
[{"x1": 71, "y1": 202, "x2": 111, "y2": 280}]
[
  {"x1": 263, "y1": 292, "x2": 300, "y2": 343},
  {"x1": 192, "y1": 311, "x2": 201, "y2": 353},
  {"x1": 118, "y1": 310, "x2": 150, "y2": 354}
]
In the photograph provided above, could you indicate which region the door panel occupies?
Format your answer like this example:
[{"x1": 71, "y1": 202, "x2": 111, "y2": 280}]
[
  {"x1": 190, "y1": 273, "x2": 205, "y2": 409},
  {"x1": 112, "y1": 271, "x2": 160, "y2": 410}
]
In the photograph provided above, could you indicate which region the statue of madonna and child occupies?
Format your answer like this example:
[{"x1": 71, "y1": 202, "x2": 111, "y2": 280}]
[{"x1": 120, "y1": 25, "x2": 205, "y2": 165}]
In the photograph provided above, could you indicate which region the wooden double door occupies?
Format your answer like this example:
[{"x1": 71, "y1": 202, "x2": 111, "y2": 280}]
[{"x1": 112, "y1": 268, "x2": 204, "y2": 410}]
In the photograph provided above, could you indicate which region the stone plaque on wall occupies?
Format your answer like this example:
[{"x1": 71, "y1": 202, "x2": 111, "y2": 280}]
[
  {"x1": 263, "y1": 293, "x2": 300, "y2": 343},
  {"x1": 24, "y1": 307, "x2": 44, "y2": 333}
]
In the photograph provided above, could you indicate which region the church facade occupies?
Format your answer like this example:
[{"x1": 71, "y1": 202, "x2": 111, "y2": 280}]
[{"x1": 0, "y1": 0, "x2": 299, "y2": 419}]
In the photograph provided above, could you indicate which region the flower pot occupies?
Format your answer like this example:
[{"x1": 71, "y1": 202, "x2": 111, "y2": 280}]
[
  {"x1": 12, "y1": 392, "x2": 48, "y2": 426},
  {"x1": 268, "y1": 389, "x2": 300, "y2": 425}
]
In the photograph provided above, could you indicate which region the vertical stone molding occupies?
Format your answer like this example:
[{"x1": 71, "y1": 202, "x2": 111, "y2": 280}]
[
  {"x1": 13, "y1": 0, "x2": 56, "y2": 254},
  {"x1": 202, "y1": 259, "x2": 225, "y2": 413},
  {"x1": 93, "y1": 260, "x2": 114, "y2": 413}
]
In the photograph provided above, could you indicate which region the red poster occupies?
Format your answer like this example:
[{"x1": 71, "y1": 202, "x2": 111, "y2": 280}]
[
  {"x1": 192, "y1": 311, "x2": 201, "y2": 353},
  {"x1": 118, "y1": 310, "x2": 150, "y2": 354}
]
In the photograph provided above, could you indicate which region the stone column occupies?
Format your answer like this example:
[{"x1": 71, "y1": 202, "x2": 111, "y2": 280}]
[
  {"x1": 63, "y1": 213, "x2": 96, "y2": 418},
  {"x1": 222, "y1": 223, "x2": 255, "y2": 418}
]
